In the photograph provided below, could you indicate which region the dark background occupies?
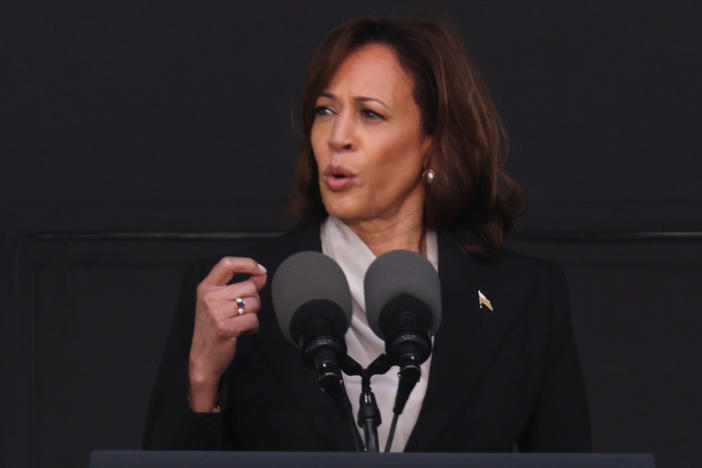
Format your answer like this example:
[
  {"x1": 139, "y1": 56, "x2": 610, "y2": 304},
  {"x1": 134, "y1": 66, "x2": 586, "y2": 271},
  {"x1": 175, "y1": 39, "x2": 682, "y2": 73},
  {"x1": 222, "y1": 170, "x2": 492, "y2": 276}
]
[{"x1": 2, "y1": 1, "x2": 701, "y2": 467}]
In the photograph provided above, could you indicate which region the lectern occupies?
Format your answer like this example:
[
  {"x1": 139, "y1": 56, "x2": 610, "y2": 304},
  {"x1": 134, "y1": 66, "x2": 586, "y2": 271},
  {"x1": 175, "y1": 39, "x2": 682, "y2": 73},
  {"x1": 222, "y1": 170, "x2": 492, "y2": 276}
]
[{"x1": 90, "y1": 451, "x2": 655, "y2": 468}]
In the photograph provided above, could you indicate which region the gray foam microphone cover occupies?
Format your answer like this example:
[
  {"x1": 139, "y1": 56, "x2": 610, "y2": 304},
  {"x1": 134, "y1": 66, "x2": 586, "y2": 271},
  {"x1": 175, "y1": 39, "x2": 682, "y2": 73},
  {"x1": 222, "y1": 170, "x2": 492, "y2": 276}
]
[
  {"x1": 364, "y1": 249, "x2": 442, "y2": 339},
  {"x1": 271, "y1": 251, "x2": 352, "y2": 345}
]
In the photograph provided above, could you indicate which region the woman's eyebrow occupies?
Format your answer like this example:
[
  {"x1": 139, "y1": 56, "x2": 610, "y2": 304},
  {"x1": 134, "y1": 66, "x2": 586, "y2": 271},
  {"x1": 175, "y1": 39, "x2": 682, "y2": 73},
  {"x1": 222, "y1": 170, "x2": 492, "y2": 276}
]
[
  {"x1": 318, "y1": 92, "x2": 391, "y2": 110},
  {"x1": 355, "y1": 96, "x2": 390, "y2": 110}
]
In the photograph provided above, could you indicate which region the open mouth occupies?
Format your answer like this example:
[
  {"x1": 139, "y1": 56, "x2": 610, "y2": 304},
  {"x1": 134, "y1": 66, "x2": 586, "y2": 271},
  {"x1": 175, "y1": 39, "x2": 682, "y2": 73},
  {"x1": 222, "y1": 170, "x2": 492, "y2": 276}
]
[
  {"x1": 323, "y1": 166, "x2": 356, "y2": 191},
  {"x1": 325, "y1": 165, "x2": 355, "y2": 178}
]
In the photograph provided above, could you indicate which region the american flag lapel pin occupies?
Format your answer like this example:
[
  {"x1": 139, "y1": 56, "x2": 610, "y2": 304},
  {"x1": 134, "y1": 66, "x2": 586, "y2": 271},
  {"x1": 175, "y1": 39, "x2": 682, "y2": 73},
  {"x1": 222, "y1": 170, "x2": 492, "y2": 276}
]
[{"x1": 478, "y1": 290, "x2": 494, "y2": 312}]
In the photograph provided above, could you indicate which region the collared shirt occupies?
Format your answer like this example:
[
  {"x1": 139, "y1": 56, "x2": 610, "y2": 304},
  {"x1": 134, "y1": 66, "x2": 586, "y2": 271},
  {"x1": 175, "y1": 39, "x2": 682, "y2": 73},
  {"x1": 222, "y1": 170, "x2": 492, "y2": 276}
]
[{"x1": 320, "y1": 215, "x2": 438, "y2": 452}]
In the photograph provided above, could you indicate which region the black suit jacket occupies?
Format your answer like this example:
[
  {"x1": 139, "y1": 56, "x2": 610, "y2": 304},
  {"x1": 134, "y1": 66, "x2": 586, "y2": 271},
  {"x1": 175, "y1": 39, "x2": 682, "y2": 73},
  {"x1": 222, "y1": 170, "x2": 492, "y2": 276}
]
[{"x1": 143, "y1": 223, "x2": 591, "y2": 452}]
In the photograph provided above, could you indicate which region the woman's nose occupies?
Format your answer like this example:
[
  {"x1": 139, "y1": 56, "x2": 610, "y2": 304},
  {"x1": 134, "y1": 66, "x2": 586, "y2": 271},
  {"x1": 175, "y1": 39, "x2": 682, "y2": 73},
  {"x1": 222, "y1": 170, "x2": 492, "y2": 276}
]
[{"x1": 327, "y1": 114, "x2": 355, "y2": 152}]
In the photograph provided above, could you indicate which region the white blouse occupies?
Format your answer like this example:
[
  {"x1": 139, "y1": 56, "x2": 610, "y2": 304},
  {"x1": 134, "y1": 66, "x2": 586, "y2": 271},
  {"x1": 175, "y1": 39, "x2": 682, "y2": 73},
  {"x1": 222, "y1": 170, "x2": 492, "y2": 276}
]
[{"x1": 320, "y1": 216, "x2": 438, "y2": 452}]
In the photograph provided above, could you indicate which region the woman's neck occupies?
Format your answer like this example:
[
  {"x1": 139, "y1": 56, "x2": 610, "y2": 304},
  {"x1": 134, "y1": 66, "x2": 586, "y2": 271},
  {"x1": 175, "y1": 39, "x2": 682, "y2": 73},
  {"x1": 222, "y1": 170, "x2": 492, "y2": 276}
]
[{"x1": 343, "y1": 210, "x2": 425, "y2": 258}]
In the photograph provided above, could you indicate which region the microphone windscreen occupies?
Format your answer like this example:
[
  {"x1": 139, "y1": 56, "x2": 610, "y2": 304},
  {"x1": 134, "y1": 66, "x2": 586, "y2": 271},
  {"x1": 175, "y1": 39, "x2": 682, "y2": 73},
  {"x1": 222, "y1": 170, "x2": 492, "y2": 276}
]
[
  {"x1": 271, "y1": 251, "x2": 352, "y2": 345},
  {"x1": 364, "y1": 250, "x2": 441, "y2": 340}
]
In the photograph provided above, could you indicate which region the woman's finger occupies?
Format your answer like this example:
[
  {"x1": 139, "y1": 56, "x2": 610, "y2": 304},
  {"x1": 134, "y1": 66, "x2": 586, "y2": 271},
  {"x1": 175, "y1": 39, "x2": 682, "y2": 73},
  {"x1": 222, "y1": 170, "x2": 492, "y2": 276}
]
[
  {"x1": 209, "y1": 294, "x2": 261, "y2": 320},
  {"x1": 249, "y1": 272, "x2": 267, "y2": 291},
  {"x1": 208, "y1": 280, "x2": 258, "y2": 302},
  {"x1": 215, "y1": 310, "x2": 260, "y2": 338},
  {"x1": 201, "y1": 257, "x2": 267, "y2": 287}
]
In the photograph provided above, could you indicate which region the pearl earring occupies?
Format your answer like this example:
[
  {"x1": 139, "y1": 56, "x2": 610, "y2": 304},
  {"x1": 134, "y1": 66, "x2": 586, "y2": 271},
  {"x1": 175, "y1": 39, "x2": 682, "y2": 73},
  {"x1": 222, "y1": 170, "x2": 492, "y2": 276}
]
[{"x1": 422, "y1": 169, "x2": 435, "y2": 184}]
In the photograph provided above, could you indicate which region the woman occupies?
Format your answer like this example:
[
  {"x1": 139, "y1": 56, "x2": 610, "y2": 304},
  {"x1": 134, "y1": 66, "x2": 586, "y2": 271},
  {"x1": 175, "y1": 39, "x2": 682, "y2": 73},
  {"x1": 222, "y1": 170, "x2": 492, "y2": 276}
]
[{"x1": 143, "y1": 17, "x2": 590, "y2": 452}]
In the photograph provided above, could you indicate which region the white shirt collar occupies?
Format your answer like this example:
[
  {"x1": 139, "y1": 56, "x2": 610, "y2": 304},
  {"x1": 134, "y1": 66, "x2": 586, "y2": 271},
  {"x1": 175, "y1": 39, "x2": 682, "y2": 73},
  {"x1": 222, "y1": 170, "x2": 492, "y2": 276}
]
[{"x1": 320, "y1": 215, "x2": 438, "y2": 324}]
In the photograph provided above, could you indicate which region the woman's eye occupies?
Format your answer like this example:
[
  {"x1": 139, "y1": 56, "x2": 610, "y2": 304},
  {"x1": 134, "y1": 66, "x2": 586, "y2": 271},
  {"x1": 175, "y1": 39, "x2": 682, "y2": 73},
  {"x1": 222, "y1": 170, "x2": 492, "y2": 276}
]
[
  {"x1": 361, "y1": 109, "x2": 384, "y2": 120},
  {"x1": 314, "y1": 106, "x2": 333, "y2": 116}
]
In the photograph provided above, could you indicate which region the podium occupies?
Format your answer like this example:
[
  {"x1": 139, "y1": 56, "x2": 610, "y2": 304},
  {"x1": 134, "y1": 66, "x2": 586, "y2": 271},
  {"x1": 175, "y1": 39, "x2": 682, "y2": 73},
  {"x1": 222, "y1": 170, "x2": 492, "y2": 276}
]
[{"x1": 90, "y1": 451, "x2": 655, "y2": 468}]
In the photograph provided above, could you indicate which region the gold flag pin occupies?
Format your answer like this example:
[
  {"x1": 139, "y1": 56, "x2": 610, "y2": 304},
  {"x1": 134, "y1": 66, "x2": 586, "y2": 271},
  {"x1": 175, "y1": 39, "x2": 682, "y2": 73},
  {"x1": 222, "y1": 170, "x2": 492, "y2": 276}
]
[{"x1": 478, "y1": 290, "x2": 494, "y2": 311}]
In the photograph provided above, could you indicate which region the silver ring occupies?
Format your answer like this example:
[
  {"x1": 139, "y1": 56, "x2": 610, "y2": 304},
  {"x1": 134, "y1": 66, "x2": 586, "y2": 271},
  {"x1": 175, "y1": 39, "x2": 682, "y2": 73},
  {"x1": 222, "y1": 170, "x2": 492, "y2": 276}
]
[{"x1": 236, "y1": 297, "x2": 245, "y2": 315}]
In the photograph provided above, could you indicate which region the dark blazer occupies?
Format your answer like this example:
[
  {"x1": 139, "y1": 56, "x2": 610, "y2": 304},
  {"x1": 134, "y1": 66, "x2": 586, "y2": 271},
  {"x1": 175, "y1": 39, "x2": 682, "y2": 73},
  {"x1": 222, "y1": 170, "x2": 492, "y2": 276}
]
[{"x1": 143, "y1": 223, "x2": 591, "y2": 452}]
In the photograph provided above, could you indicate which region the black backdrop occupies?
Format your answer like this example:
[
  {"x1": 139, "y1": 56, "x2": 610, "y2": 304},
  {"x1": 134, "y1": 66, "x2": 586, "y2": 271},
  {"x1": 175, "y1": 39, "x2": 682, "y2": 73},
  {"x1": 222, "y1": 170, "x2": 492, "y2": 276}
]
[{"x1": 2, "y1": 2, "x2": 701, "y2": 468}]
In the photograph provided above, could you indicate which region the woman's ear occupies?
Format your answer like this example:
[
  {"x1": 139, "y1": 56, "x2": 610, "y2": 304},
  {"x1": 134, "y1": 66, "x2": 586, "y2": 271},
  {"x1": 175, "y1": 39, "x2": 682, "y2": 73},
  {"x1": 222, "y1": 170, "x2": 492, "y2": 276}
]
[{"x1": 422, "y1": 138, "x2": 436, "y2": 170}]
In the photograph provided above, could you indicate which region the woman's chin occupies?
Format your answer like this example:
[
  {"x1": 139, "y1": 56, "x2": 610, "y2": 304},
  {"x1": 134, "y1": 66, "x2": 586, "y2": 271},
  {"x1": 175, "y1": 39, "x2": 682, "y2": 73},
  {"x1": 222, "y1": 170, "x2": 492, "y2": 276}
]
[
  {"x1": 326, "y1": 208, "x2": 361, "y2": 223},
  {"x1": 322, "y1": 200, "x2": 365, "y2": 223}
]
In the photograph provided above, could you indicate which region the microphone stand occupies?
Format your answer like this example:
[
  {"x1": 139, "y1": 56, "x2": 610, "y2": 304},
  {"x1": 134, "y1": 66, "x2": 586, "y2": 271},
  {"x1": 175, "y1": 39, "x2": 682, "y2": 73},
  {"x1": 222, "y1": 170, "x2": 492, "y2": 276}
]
[
  {"x1": 303, "y1": 333, "x2": 392, "y2": 452},
  {"x1": 341, "y1": 354, "x2": 391, "y2": 452}
]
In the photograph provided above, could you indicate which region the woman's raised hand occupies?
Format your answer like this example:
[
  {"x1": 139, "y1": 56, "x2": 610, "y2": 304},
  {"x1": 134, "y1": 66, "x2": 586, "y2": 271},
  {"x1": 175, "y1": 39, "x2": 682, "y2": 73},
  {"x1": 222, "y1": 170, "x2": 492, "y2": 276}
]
[{"x1": 187, "y1": 257, "x2": 267, "y2": 412}]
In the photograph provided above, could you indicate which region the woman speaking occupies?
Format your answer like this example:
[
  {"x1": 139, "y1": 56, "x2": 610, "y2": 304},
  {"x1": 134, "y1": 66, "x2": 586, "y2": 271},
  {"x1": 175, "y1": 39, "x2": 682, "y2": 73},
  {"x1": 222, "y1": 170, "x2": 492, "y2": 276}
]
[{"x1": 143, "y1": 16, "x2": 590, "y2": 452}]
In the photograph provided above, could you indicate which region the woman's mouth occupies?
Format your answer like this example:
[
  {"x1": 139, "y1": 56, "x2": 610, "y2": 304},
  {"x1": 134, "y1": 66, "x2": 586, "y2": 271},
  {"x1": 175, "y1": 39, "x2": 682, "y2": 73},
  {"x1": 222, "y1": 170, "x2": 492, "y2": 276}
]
[{"x1": 323, "y1": 166, "x2": 357, "y2": 191}]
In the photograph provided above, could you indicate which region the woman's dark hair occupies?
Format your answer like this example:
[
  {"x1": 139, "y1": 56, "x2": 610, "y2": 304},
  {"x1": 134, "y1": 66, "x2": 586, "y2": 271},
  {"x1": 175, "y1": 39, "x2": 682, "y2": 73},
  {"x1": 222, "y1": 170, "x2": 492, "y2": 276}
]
[{"x1": 286, "y1": 17, "x2": 525, "y2": 259}]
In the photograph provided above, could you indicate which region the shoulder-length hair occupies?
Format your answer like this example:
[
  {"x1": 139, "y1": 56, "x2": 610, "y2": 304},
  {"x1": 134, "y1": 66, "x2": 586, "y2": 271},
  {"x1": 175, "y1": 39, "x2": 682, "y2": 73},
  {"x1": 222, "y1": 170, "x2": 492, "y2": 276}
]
[{"x1": 286, "y1": 17, "x2": 525, "y2": 260}]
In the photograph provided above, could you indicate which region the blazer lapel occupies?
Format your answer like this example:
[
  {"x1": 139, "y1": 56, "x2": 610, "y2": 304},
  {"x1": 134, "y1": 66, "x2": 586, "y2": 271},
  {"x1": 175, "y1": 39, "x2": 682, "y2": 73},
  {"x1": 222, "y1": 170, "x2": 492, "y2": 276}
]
[
  {"x1": 252, "y1": 223, "x2": 356, "y2": 450},
  {"x1": 406, "y1": 231, "x2": 522, "y2": 451}
]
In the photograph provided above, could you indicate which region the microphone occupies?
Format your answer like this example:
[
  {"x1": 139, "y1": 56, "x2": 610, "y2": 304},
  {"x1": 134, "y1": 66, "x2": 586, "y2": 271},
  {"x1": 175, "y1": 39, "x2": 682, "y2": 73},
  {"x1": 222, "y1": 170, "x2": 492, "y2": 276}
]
[
  {"x1": 271, "y1": 251, "x2": 353, "y2": 414},
  {"x1": 364, "y1": 250, "x2": 442, "y2": 420},
  {"x1": 271, "y1": 251, "x2": 365, "y2": 450}
]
